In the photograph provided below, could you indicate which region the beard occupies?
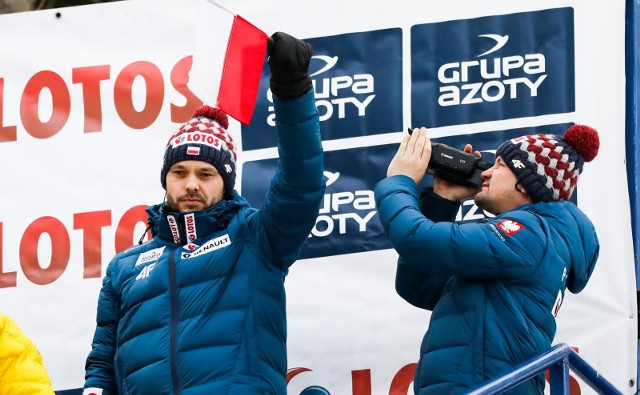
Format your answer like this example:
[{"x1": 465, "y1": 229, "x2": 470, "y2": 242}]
[
  {"x1": 474, "y1": 190, "x2": 499, "y2": 215},
  {"x1": 166, "y1": 192, "x2": 207, "y2": 213}
]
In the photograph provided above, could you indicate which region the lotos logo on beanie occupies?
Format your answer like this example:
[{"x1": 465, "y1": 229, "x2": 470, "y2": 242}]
[
  {"x1": 496, "y1": 124, "x2": 600, "y2": 203},
  {"x1": 160, "y1": 105, "x2": 238, "y2": 197}
]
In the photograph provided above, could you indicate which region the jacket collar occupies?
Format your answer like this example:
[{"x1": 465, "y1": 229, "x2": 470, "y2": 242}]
[{"x1": 146, "y1": 191, "x2": 249, "y2": 246}]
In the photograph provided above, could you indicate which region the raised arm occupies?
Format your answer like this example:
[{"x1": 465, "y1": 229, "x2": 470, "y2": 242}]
[{"x1": 257, "y1": 32, "x2": 325, "y2": 269}]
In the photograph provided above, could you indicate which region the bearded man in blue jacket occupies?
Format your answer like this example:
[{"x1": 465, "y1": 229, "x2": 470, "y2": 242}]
[
  {"x1": 374, "y1": 125, "x2": 600, "y2": 394},
  {"x1": 83, "y1": 32, "x2": 325, "y2": 395}
]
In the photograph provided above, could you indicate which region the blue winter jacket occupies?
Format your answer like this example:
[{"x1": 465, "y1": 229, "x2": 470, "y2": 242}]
[
  {"x1": 374, "y1": 177, "x2": 599, "y2": 395},
  {"x1": 84, "y1": 90, "x2": 325, "y2": 395}
]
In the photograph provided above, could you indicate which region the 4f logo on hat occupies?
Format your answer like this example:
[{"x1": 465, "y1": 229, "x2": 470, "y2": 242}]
[
  {"x1": 497, "y1": 219, "x2": 525, "y2": 236},
  {"x1": 511, "y1": 159, "x2": 526, "y2": 169}
]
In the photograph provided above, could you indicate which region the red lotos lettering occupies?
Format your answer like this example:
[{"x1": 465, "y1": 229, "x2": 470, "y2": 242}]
[
  {"x1": 0, "y1": 205, "x2": 152, "y2": 288},
  {"x1": 352, "y1": 369, "x2": 372, "y2": 395},
  {"x1": 0, "y1": 79, "x2": 17, "y2": 143},
  {"x1": 115, "y1": 205, "x2": 150, "y2": 253},
  {"x1": 74, "y1": 210, "x2": 111, "y2": 279},
  {"x1": 19, "y1": 216, "x2": 70, "y2": 286},
  {"x1": 286, "y1": 364, "x2": 418, "y2": 394},
  {"x1": 72, "y1": 65, "x2": 111, "y2": 133},
  {"x1": 389, "y1": 364, "x2": 416, "y2": 395},
  {"x1": 21, "y1": 71, "x2": 71, "y2": 139},
  {"x1": 114, "y1": 61, "x2": 164, "y2": 130},
  {"x1": 170, "y1": 56, "x2": 202, "y2": 123},
  {"x1": 1, "y1": 56, "x2": 203, "y2": 142},
  {"x1": 0, "y1": 222, "x2": 17, "y2": 288}
]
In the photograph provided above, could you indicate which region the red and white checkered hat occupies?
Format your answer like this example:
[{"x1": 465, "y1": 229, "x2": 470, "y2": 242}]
[
  {"x1": 160, "y1": 105, "x2": 237, "y2": 197},
  {"x1": 496, "y1": 124, "x2": 599, "y2": 203}
]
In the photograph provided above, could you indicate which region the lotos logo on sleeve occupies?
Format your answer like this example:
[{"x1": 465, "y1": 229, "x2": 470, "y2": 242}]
[
  {"x1": 83, "y1": 389, "x2": 103, "y2": 395},
  {"x1": 497, "y1": 219, "x2": 525, "y2": 236}
]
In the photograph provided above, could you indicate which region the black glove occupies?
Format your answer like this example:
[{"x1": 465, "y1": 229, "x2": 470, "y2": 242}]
[{"x1": 267, "y1": 32, "x2": 313, "y2": 99}]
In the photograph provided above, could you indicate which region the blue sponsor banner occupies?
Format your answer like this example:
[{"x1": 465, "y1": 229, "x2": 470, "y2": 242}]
[
  {"x1": 411, "y1": 8, "x2": 575, "y2": 128},
  {"x1": 243, "y1": 145, "x2": 394, "y2": 258},
  {"x1": 242, "y1": 29, "x2": 403, "y2": 151},
  {"x1": 242, "y1": 123, "x2": 572, "y2": 258}
]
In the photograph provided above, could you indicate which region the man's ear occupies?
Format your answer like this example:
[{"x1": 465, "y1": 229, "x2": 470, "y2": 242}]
[{"x1": 516, "y1": 183, "x2": 528, "y2": 195}]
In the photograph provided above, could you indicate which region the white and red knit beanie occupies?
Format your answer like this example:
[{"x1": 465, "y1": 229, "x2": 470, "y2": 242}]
[
  {"x1": 160, "y1": 105, "x2": 237, "y2": 197},
  {"x1": 495, "y1": 124, "x2": 600, "y2": 203}
]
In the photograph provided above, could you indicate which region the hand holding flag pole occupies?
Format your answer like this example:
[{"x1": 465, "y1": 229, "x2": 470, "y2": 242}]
[{"x1": 266, "y1": 32, "x2": 314, "y2": 99}]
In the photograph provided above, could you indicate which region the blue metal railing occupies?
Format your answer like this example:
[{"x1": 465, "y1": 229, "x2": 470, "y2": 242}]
[{"x1": 468, "y1": 343, "x2": 623, "y2": 395}]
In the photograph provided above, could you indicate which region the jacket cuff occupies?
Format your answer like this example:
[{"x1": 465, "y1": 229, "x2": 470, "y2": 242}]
[
  {"x1": 418, "y1": 187, "x2": 460, "y2": 222},
  {"x1": 272, "y1": 88, "x2": 316, "y2": 125}
]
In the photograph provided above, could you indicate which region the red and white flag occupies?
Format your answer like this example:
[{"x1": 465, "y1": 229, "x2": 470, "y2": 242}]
[{"x1": 189, "y1": 0, "x2": 268, "y2": 125}]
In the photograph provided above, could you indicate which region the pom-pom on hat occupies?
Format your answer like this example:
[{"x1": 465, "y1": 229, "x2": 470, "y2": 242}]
[
  {"x1": 160, "y1": 105, "x2": 237, "y2": 197},
  {"x1": 495, "y1": 124, "x2": 599, "y2": 203}
]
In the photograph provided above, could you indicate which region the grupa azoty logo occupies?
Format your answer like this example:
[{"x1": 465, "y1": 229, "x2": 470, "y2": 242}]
[
  {"x1": 437, "y1": 33, "x2": 547, "y2": 107},
  {"x1": 242, "y1": 28, "x2": 402, "y2": 151},
  {"x1": 265, "y1": 55, "x2": 376, "y2": 126},
  {"x1": 309, "y1": 170, "x2": 376, "y2": 238},
  {"x1": 410, "y1": 8, "x2": 575, "y2": 129},
  {"x1": 241, "y1": 143, "x2": 396, "y2": 259}
]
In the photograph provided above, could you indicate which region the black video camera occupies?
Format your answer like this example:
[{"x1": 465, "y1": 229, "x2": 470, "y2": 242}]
[
  {"x1": 407, "y1": 128, "x2": 491, "y2": 188},
  {"x1": 428, "y1": 143, "x2": 491, "y2": 188}
]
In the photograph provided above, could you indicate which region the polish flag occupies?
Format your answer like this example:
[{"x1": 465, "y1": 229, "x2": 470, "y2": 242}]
[
  {"x1": 187, "y1": 146, "x2": 201, "y2": 155},
  {"x1": 189, "y1": 0, "x2": 268, "y2": 125}
]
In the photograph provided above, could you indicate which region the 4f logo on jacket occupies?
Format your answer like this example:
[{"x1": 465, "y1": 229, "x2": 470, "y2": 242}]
[{"x1": 136, "y1": 263, "x2": 157, "y2": 280}]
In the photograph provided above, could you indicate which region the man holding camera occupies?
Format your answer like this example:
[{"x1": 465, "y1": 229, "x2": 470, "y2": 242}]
[{"x1": 374, "y1": 126, "x2": 600, "y2": 394}]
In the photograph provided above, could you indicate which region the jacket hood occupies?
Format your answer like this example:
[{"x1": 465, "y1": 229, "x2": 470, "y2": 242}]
[{"x1": 527, "y1": 201, "x2": 599, "y2": 293}]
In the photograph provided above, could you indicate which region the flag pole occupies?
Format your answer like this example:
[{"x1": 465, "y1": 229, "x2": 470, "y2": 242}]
[{"x1": 204, "y1": 0, "x2": 235, "y2": 16}]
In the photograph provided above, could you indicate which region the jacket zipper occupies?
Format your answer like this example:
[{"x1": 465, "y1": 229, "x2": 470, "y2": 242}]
[{"x1": 169, "y1": 248, "x2": 180, "y2": 394}]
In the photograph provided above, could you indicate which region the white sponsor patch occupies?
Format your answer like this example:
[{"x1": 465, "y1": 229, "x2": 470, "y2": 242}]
[
  {"x1": 135, "y1": 246, "x2": 165, "y2": 266},
  {"x1": 181, "y1": 234, "x2": 231, "y2": 259},
  {"x1": 184, "y1": 213, "x2": 197, "y2": 242},
  {"x1": 171, "y1": 132, "x2": 223, "y2": 150},
  {"x1": 167, "y1": 215, "x2": 180, "y2": 244},
  {"x1": 83, "y1": 389, "x2": 103, "y2": 395}
]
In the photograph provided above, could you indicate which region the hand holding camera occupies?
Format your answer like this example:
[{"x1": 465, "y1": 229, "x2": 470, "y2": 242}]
[{"x1": 408, "y1": 128, "x2": 491, "y2": 188}]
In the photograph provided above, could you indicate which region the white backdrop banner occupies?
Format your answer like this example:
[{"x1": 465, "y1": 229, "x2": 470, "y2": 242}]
[{"x1": 0, "y1": 0, "x2": 635, "y2": 393}]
